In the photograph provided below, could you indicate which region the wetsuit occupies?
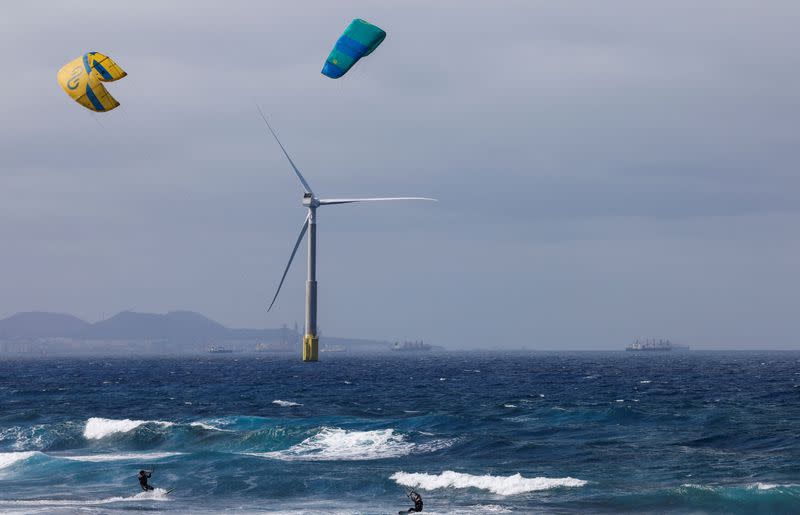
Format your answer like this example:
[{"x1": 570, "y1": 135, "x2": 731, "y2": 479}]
[
  {"x1": 138, "y1": 471, "x2": 154, "y2": 491},
  {"x1": 406, "y1": 491, "x2": 423, "y2": 512}
]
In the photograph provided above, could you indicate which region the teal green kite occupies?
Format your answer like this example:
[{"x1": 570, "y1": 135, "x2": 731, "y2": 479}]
[{"x1": 322, "y1": 19, "x2": 386, "y2": 79}]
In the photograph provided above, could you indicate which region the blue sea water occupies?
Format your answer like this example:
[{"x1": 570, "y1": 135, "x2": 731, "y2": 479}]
[{"x1": 0, "y1": 351, "x2": 799, "y2": 514}]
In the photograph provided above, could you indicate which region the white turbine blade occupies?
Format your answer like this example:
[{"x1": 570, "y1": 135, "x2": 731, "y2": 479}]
[
  {"x1": 268, "y1": 214, "x2": 310, "y2": 312},
  {"x1": 318, "y1": 197, "x2": 438, "y2": 205},
  {"x1": 256, "y1": 105, "x2": 314, "y2": 194}
]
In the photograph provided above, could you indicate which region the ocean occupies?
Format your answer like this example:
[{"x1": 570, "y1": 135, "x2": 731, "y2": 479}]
[{"x1": 0, "y1": 351, "x2": 798, "y2": 514}]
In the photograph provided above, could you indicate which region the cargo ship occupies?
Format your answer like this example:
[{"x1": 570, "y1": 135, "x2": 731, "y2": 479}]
[
  {"x1": 391, "y1": 340, "x2": 431, "y2": 352},
  {"x1": 625, "y1": 339, "x2": 689, "y2": 351}
]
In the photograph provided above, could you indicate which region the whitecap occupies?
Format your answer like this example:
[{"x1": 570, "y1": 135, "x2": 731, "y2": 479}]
[
  {"x1": 503, "y1": 404, "x2": 517, "y2": 408},
  {"x1": 56, "y1": 452, "x2": 183, "y2": 462},
  {"x1": 753, "y1": 483, "x2": 778, "y2": 490},
  {"x1": 189, "y1": 421, "x2": 233, "y2": 432},
  {"x1": 0, "y1": 451, "x2": 40, "y2": 469},
  {"x1": 639, "y1": 380, "x2": 652, "y2": 384},
  {"x1": 272, "y1": 400, "x2": 303, "y2": 407},
  {"x1": 249, "y1": 427, "x2": 440, "y2": 461},
  {"x1": 83, "y1": 417, "x2": 174, "y2": 440},
  {"x1": 747, "y1": 482, "x2": 796, "y2": 490},
  {"x1": 391, "y1": 471, "x2": 587, "y2": 495},
  {"x1": 0, "y1": 488, "x2": 172, "y2": 506},
  {"x1": 468, "y1": 505, "x2": 513, "y2": 513}
]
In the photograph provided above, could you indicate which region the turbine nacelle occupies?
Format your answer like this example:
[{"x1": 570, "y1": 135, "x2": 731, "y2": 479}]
[{"x1": 302, "y1": 192, "x2": 319, "y2": 208}]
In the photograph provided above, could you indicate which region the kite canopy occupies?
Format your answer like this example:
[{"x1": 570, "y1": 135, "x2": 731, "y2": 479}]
[
  {"x1": 57, "y1": 52, "x2": 127, "y2": 112},
  {"x1": 322, "y1": 19, "x2": 386, "y2": 79}
]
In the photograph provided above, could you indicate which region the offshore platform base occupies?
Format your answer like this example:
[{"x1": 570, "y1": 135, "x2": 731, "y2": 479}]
[{"x1": 303, "y1": 334, "x2": 319, "y2": 362}]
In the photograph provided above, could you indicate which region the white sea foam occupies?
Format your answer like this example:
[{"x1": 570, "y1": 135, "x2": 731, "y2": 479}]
[
  {"x1": 0, "y1": 488, "x2": 172, "y2": 506},
  {"x1": 57, "y1": 452, "x2": 183, "y2": 462},
  {"x1": 0, "y1": 425, "x2": 49, "y2": 451},
  {"x1": 391, "y1": 471, "x2": 587, "y2": 496},
  {"x1": 272, "y1": 400, "x2": 303, "y2": 407},
  {"x1": 680, "y1": 483, "x2": 716, "y2": 491},
  {"x1": 252, "y1": 428, "x2": 422, "y2": 461},
  {"x1": 503, "y1": 404, "x2": 517, "y2": 408},
  {"x1": 83, "y1": 417, "x2": 174, "y2": 439},
  {"x1": 189, "y1": 421, "x2": 233, "y2": 431},
  {"x1": 190, "y1": 422, "x2": 218, "y2": 430},
  {"x1": 747, "y1": 482, "x2": 797, "y2": 490},
  {"x1": 467, "y1": 505, "x2": 513, "y2": 513},
  {"x1": 0, "y1": 452, "x2": 40, "y2": 469},
  {"x1": 640, "y1": 380, "x2": 652, "y2": 384},
  {"x1": 753, "y1": 483, "x2": 778, "y2": 490}
]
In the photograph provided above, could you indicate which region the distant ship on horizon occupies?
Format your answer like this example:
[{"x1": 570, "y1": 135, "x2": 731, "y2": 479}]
[
  {"x1": 320, "y1": 344, "x2": 346, "y2": 353},
  {"x1": 391, "y1": 340, "x2": 432, "y2": 352},
  {"x1": 208, "y1": 345, "x2": 234, "y2": 354},
  {"x1": 626, "y1": 339, "x2": 689, "y2": 352}
]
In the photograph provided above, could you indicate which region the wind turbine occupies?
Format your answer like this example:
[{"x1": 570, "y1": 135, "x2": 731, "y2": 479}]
[{"x1": 259, "y1": 107, "x2": 436, "y2": 362}]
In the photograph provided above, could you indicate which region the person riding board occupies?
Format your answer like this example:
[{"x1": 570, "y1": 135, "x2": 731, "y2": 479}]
[
  {"x1": 138, "y1": 469, "x2": 154, "y2": 491},
  {"x1": 403, "y1": 489, "x2": 423, "y2": 513}
]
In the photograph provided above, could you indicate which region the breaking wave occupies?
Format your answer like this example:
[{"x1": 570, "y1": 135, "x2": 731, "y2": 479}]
[
  {"x1": 83, "y1": 418, "x2": 174, "y2": 440},
  {"x1": 391, "y1": 471, "x2": 587, "y2": 495},
  {"x1": 249, "y1": 427, "x2": 448, "y2": 461},
  {"x1": 0, "y1": 451, "x2": 41, "y2": 469},
  {"x1": 272, "y1": 400, "x2": 303, "y2": 407}
]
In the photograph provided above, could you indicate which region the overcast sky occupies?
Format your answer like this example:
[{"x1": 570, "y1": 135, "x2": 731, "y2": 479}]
[{"x1": 1, "y1": 1, "x2": 798, "y2": 349}]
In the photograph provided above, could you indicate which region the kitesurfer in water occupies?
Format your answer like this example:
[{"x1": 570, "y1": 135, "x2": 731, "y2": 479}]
[
  {"x1": 403, "y1": 489, "x2": 423, "y2": 512},
  {"x1": 138, "y1": 470, "x2": 154, "y2": 491}
]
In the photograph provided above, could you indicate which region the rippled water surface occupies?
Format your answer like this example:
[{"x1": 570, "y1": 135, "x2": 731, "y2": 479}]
[{"x1": 1, "y1": 351, "x2": 799, "y2": 513}]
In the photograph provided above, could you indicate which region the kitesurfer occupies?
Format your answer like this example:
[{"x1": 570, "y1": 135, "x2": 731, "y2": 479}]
[
  {"x1": 138, "y1": 470, "x2": 154, "y2": 491},
  {"x1": 404, "y1": 489, "x2": 423, "y2": 512}
]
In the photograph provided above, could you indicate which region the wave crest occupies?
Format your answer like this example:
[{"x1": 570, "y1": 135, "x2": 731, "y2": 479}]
[
  {"x1": 252, "y1": 427, "x2": 414, "y2": 461},
  {"x1": 0, "y1": 488, "x2": 172, "y2": 506},
  {"x1": 83, "y1": 418, "x2": 174, "y2": 440},
  {"x1": 272, "y1": 400, "x2": 303, "y2": 407},
  {"x1": 391, "y1": 471, "x2": 587, "y2": 495},
  {"x1": 58, "y1": 452, "x2": 184, "y2": 462},
  {"x1": 0, "y1": 451, "x2": 41, "y2": 469}
]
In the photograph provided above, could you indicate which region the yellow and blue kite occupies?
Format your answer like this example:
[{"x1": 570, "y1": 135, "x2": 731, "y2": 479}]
[{"x1": 57, "y1": 52, "x2": 126, "y2": 112}]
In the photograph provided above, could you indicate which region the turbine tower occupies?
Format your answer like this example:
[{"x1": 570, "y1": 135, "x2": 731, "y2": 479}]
[{"x1": 259, "y1": 108, "x2": 436, "y2": 362}]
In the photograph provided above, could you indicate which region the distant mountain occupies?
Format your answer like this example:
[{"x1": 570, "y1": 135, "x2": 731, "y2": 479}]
[
  {"x1": 0, "y1": 312, "x2": 90, "y2": 339},
  {"x1": 79, "y1": 311, "x2": 229, "y2": 342},
  {"x1": 0, "y1": 310, "x2": 391, "y2": 354}
]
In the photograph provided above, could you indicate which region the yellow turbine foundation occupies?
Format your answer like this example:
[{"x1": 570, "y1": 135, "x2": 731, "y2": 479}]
[{"x1": 303, "y1": 334, "x2": 318, "y2": 362}]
